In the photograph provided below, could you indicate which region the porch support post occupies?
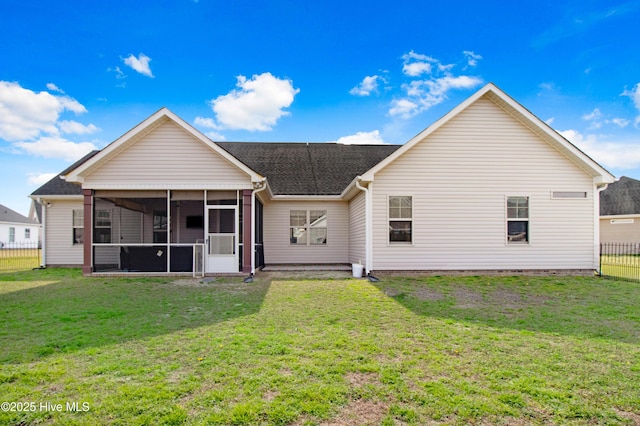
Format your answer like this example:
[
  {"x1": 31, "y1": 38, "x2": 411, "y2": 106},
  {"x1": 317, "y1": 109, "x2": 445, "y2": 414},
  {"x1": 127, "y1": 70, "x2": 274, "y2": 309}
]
[
  {"x1": 82, "y1": 189, "x2": 93, "y2": 275},
  {"x1": 242, "y1": 189, "x2": 252, "y2": 273}
]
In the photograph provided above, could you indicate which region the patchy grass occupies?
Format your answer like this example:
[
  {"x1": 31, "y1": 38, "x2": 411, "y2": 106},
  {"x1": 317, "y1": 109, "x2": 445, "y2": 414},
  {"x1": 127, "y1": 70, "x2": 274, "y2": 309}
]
[{"x1": 1, "y1": 269, "x2": 639, "y2": 425}]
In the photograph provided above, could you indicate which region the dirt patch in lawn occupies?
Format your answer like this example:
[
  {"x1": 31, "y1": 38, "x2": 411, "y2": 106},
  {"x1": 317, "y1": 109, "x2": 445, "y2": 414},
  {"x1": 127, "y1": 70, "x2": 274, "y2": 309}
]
[
  {"x1": 453, "y1": 287, "x2": 484, "y2": 309},
  {"x1": 412, "y1": 287, "x2": 445, "y2": 301},
  {"x1": 320, "y1": 399, "x2": 388, "y2": 426}
]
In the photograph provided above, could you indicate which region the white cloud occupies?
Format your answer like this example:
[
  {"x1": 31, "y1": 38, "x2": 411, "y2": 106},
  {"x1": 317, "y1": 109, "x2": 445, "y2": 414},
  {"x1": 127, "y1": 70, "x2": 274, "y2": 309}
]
[
  {"x1": 622, "y1": 83, "x2": 640, "y2": 126},
  {"x1": 402, "y1": 51, "x2": 438, "y2": 77},
  {"x1": 27, "y1": 172, "x2": 58, "y2": 186},
  {"x1": 582, "y1": 108, "x2": 602, "y2": 121},
  {"x1": 122, "y1": 53, "x2": 154, "y2": 78},
  {"x1": 0, "y1": 81, "x2": 88, "y2": 141},
  {"x1": 335, "y1": 130, "x2": 386, "y2": 145},
  {"x1": 389, "y1": 99, "x2": 419, "y2": 118},
  {"x1": 349, "y1": 75, "x2": 381, "y2": 96},
  {"x1": 208, "y1": 72, "x2": 299, "y2": 131},
  {"x1": 59, "y1": 120, "x2": 100, "y2": 135},
  {"x1": 194, "y1": 116, "x2": 220, "y2": 129},
  {"x1": 15, "y1": 136, "x2": 97, "y2": 161},
  {"x1": 560, "y1": 129, "x2": 640, "y2": 170},
  {"x1": 463, "y1": 51, "x2": 483, "y2": 67},
  {"x1": 46, "y1": 83, "x2": 64, "y2": 93},
  {"x1": 611, "y1": 118, "x2": 630, "y2": 128},
  {"x1": 389, "y1": 52, "x2": 483, "y2": 119}
]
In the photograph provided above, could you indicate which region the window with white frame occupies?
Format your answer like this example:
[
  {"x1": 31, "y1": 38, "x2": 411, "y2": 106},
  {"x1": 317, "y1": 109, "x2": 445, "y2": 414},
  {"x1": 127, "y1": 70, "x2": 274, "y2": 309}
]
[
  {"x1": 94, "y1": 209, "x2": 112, "y2": 243},
  {"x1": 290, "y1": 210, "x2": 327, "y2": 245},
  {"x1": 9, "y1": 227, "x2": 15, "y2": 243},
  {"x1": 389, "y1": 196, "x2": 412, "y2": 243},
  {"x1": 73, "y1": 209, "x2": 84, "y2": 244},
  {"x1": 25, "y1": 228, "x2": 31, "y2": 239},
  {"x1": 507, "y1": 196, "x2": 529, "y2": 244}
]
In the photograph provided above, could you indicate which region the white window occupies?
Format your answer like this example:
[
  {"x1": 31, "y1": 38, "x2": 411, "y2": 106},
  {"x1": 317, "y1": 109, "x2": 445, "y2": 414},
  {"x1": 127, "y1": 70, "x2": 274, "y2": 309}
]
[
  {"x1": 507, "y1": 196, "x2": 529, "y2": 244},
  {"x1": 94, "y1": 210, "x2": 112, "y2": 243},
  {"x1": 9, "y1": 227, "x2": 15, "y2": 243},
  {"x1": 25, "y1": 228, "x2": 31, "y2": 239},
  {"x1": 389, "y1": 196, "x2": 412, "y2": 243},
  {"x1": 73, "y1": 209, "x2": 84, "y2": 244},
  {"x1": 290, "y1": 210, "x2": 327, "y2": 245}
]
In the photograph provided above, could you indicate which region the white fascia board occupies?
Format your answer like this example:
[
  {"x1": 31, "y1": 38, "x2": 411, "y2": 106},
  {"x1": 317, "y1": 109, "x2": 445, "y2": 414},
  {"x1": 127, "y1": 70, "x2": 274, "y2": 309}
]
[
  {"x1": 270, "y1": 195, "x2": 345, "y2": 201},
  {"x1": 29, "y1": 195, "x2": 83, "y2": 201},
  {"x1": 64, "y1": 107, "x2": 264, "y2": 184},
  {"x1": 82, "y1": 183, "x2": 255, "y2": 190},
  {"x1": 600, "y1": 214, "x2": 640, "y2": 219}
]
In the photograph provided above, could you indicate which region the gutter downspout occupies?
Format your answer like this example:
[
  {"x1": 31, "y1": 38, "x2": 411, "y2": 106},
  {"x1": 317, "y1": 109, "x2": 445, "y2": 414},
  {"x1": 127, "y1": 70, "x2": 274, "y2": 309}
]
[
  {"x1": 251, "y1": 178, "x2": 268, "y2": 275},
  {"x1": 594, "y1": 182, "x2": 608, "y2": 275},
  {"x1": 37, "y1": 198, "x2": 46, "y2": 268},
  {"x1": 355, "y1": 177, "x2": 372, "y2": 276}
]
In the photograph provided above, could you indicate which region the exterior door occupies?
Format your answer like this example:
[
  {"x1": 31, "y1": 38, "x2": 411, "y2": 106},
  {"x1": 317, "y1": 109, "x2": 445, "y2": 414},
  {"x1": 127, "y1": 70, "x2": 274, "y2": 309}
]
[{"x1": 205, "y1": 205, "x2": 238, "y2": 273}]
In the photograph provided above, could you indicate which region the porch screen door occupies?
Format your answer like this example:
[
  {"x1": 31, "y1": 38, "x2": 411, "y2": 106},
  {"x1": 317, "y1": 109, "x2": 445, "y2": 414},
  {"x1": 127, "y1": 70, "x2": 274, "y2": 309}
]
[{"x1": 205, "y1": 205, "x2": 238, "y2": 273}]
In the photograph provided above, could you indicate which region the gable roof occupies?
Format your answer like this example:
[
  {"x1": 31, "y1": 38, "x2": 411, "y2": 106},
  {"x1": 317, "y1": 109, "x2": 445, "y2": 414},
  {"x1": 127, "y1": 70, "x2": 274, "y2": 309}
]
[
  {"x1": 217, "y1": 142, "x2": 400, "y2": 196},
  {"x1": 63, "y1": 108, "x2": 264, "y2": 184},
  {"x1": 0, "y1": 204, "x2": 38, "y2": 225},
  {"x1": 30, "y1": 150, "x2": 100, "y2": 197},
  {"x1": 600, "y1": 176, "x2": 640, "y2": 216},
  {"x1": 360, "y1": 83, "x2": 615, "y2": 185}
]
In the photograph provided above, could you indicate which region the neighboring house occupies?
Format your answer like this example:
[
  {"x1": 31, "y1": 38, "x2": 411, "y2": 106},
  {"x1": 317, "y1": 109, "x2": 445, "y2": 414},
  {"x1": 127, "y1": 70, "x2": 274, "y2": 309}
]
[
  {"x1": 600, "y1": 176, "x2": 640, "y2": 243},
  {"x1": 30, "y1": 83, "x2": 615, "y2": 276},
  {"x1": 0, "y1": 204, "x2": 40, "y2": 248}
]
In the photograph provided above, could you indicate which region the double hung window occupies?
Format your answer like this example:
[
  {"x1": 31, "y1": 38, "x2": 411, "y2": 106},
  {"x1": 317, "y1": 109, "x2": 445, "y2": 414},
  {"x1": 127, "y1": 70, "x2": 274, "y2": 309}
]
[
  {"x1": 507, "y1": 196, "x2": 529, "y2": 244},
  {"x1": 389, "y1": 196, "x2": 412, "y2": 243}
]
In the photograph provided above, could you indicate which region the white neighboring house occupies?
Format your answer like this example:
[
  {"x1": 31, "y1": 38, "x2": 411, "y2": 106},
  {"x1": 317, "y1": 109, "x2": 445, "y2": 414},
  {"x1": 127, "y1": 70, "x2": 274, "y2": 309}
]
[{"x1": 0, "y1": 204, "x2": 40, "y2": 248}]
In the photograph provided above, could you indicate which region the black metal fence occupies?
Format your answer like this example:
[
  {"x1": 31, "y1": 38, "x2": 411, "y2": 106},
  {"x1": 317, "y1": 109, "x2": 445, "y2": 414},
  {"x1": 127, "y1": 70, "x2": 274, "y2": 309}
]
[
  {"x1": 600, "y1": 243, "x2": 640, "y2": 282},
  {"x1": 0, "y1": 243, "x2": 41, "y2": 272}
]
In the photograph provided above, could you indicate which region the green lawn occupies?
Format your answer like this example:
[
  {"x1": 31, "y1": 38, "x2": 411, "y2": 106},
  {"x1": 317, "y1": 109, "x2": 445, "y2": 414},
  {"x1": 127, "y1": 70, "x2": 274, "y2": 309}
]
[{"x1": 1, "y1": 269, "x2": 639, "y2": 425}]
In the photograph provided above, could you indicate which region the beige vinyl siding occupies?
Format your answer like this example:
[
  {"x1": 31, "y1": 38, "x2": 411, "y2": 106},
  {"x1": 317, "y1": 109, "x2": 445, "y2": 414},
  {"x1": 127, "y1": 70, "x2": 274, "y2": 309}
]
[
  {"x1": 83, "y1": 121, "x2": 251, "y2": 188},
  {"x1": 600, "y1": 217, "x2": 640, "y2": 243},
  {"x1": 371, "y1": 97, "x2": 596, "y2": 271},
  {"x1": 263, "y1": 200, "x2": 349, "y2": 264},
  {"x1": 349, "y1": 192, "x2": 366, "y2": 265},
  {"x1": 45, "y1": 200, "x2": 84, "y2": 266}
]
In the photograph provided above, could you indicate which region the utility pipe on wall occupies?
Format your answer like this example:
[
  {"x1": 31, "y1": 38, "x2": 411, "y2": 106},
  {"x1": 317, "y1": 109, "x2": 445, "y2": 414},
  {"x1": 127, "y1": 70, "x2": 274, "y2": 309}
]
[{"x1": 355, "y1": 177, "x2": 373, "y2": 275}]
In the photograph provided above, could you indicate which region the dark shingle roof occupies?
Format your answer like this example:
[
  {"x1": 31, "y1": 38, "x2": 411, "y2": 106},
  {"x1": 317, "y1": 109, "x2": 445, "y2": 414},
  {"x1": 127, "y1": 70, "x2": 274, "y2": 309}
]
[
  {"x1": 0, "y1": 204, "x2": 38, "y2": 225},
  {"x1": 600, "y1": 176, "x2": 640, "y2": 216},
  {"x1": 217, "y1": 142, "x2": 401, "y2": 195},
  {"x1": 31, "y1": 144, "x2": 401, "y2": 197},
  {"x1": 31, "y1": 150, "x2": 101, "y2": 196}
]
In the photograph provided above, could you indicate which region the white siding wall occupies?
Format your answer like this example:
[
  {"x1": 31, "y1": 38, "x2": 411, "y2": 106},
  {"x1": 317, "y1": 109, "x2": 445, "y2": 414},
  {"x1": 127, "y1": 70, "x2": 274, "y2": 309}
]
[
  {"x1": 349, "y1": 192, "x2": 366, "y2": 265},
  {"x1": 263, "y1": 200, "x2": 349, "y2": 264},
  {"x1": 45, "y1": 200, "x2": 83, "y2": 266},
  {"x1": 0, "y1": 223, "x2": 40, "y2": 247},
  {"x1": 371, "y1": 97, "x2": 596, "y2": 271},
  {"x1": 600, "y1": 218, "x2": 640, "y2": 243},
  {"x1": 83, "y1": 121, "x2": 250, "y2": 187}
]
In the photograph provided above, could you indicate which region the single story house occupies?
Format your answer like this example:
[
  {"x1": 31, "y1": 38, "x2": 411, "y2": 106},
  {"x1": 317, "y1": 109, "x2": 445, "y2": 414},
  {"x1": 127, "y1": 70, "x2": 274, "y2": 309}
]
[
  {"x1": 30, "y1": 83, "x2": 615, "y2": 276},
  {"x1": 600, "y1": 176, "x2": 640, "y2": 243},
  {"x1": 0, "y1": 204, "x2": 40, "y2": 248}
]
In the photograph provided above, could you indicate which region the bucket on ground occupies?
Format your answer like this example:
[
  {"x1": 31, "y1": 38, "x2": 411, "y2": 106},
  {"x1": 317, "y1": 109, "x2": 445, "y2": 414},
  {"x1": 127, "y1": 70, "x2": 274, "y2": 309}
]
[{"x1": 352, "y1": 263, "x2": 364, "y2": 278}]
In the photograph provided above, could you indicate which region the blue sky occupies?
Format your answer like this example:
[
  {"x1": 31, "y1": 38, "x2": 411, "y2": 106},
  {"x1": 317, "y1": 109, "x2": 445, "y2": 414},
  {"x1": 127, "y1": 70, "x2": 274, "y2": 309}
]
[{"x1": 1, "y1": 0, "x2": 639, "y2": 216}]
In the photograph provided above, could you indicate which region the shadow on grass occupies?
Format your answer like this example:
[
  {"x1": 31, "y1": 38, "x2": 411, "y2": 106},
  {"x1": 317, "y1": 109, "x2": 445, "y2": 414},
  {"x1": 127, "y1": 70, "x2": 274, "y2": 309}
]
[
  {"x1": 371, "y1": 275, "x2": 640, "y2": 344},
  {"x1": 0, "y1": 269, "x2": 270, "y2": 364}
]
